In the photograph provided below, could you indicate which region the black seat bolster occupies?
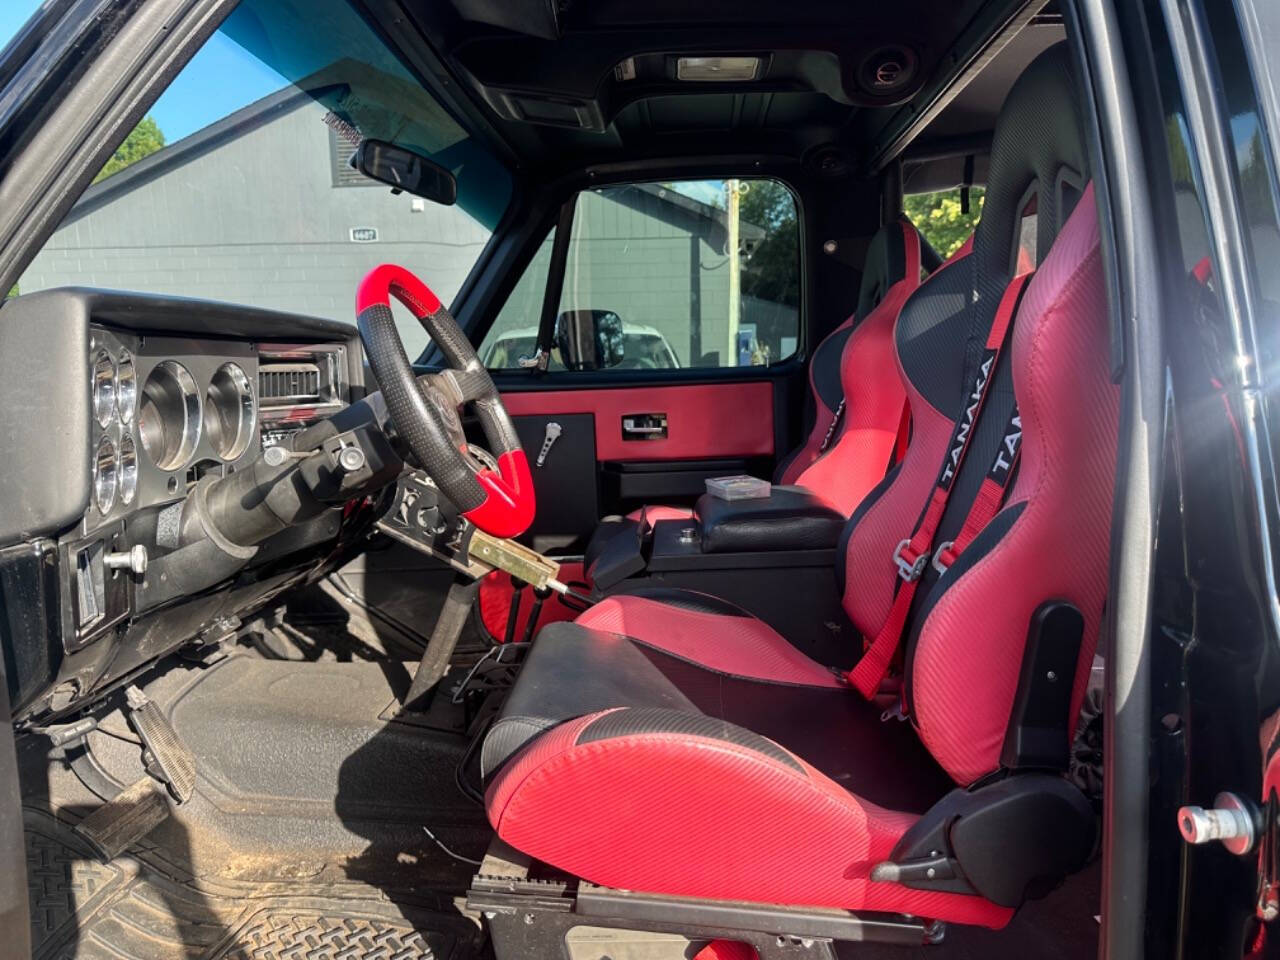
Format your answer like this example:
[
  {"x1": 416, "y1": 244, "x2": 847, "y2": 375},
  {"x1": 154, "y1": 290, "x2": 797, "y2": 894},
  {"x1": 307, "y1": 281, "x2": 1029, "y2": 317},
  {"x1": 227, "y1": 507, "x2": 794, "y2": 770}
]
[
  {"x1": 584, "y1": 516, "x2": 639, "y2": 578},
  {"x1": 876, "y1": 774, "x2": 1096, "y2": 907},
  {"x1": 481, "y1": 622, "x2": 698, "y2": 779},
  {"x1": 585, "y1": 517, "x2": 647, "y2": 590},
  {"x1": 695, "y1": 486, "x2": 845, "y2": 553}
]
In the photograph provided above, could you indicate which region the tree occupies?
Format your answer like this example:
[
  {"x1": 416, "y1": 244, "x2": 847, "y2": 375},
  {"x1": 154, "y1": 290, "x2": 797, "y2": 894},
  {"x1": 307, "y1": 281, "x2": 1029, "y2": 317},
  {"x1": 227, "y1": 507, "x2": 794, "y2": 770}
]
[
  {"x1": 903, "y1": 187, "x2": 986, "y2": 258},
  {"x1": 93, "y1": 117, "x2": 166, "y2": 183},
  {"x1": 738, "y1": 179, "x2": 800, "y2": 307}
]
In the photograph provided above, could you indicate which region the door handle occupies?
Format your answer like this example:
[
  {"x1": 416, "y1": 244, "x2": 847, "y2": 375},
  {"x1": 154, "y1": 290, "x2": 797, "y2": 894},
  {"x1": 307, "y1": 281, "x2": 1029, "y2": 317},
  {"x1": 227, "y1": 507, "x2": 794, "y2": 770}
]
[{"x1": 622, "y1": 413, "x2": 668, "y2": 440}]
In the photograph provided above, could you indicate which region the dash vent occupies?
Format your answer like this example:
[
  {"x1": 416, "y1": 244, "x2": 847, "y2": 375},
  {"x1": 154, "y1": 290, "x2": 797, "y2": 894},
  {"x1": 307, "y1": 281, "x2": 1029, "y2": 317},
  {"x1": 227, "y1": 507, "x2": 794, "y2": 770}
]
[
  {"x1": 259, "y1": 363, "x2": 322, "y2": 404},
  {"x1": 255, "y1": 344, "x2": 346, "y2": 414}
]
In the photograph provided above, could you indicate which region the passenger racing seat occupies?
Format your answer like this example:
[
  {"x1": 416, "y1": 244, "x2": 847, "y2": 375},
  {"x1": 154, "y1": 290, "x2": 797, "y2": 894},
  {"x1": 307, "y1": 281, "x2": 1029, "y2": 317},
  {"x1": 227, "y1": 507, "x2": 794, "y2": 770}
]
[
  {"x1": 584, "y1": 217, "x2": 938, "y2": 578},
  {"x1": 481, "y1": 45, "x2": 1116, "y2": 931}
]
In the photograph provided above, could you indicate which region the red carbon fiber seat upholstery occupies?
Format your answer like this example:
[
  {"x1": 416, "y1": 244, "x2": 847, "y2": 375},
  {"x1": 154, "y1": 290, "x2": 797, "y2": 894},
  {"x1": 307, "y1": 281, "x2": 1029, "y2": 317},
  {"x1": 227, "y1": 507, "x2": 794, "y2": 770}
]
[
  {"x1": 584, "y1": 219, "x2": 935, "y2": 580},
  {"x1": 484, "y1": 45, "x2": 1117, "y2": 932}
]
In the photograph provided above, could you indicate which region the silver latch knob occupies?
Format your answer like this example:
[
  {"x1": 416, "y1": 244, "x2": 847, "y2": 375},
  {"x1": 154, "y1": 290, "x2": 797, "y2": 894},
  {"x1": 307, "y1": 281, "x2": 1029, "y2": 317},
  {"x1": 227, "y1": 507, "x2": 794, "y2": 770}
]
[
  {"x1": 104, "y1": 545, "x2": 148, "y2": 576},
  {"x1": 262, "y1": 445, "x2": 315, "y2": 467},
  {"x1": 536, "y1": 422, "x2": 562, "y2": 468},
  {"x1": 1177, "y1": 792, "x2": 1258, "y2": 855}
]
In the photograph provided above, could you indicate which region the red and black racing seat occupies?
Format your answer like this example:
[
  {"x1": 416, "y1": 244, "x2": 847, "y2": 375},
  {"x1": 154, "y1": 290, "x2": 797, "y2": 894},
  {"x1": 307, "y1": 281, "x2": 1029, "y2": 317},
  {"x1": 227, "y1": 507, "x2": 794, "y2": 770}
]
[
  {"x1": 584, "y1": 217, "x2": 939, "y2": 576},
  {"x1": 482, "y1": 45, "x2": 1116, "y2": 931}
]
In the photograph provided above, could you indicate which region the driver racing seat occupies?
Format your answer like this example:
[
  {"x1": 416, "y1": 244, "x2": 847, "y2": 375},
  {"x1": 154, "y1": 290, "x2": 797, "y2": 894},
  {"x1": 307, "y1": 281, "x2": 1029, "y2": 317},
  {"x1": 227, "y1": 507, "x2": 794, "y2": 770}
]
[{"x1": 480, "y1": 45, "x2": 1116, "y2": 934}]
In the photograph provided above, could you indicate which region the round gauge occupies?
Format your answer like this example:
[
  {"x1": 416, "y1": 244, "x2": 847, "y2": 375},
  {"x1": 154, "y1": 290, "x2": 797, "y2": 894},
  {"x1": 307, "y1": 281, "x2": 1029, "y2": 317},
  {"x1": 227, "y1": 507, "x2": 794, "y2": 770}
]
[
  {"x1": 138, "y1": 360, "x2": 201, "y2": 471},
  {"x1": 94, "y1": 434, "x2": 118, "y2": 514},
  {"x1": 116, "y1": 351, "x2": 137, "y2": 423},
  {"x1": 203, "y1": 362, "x2": 256, "y2": 461},
  {"x1": 118, "y1": 432, "x2": 138, "y2": 505},
  {"x1": 92, "y1": 349, "x2": 116, "y2": 426}
]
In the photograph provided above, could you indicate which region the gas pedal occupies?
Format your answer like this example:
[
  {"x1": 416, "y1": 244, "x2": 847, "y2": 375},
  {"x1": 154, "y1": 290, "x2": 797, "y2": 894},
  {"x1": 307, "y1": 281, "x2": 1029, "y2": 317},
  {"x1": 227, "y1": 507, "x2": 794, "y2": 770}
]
[
  {"x1": 125, "y1": 685, "x2": 197, "y2": 803},
  {"x1": 74, "y1": 776, "x2": 170, "y2": 861}
]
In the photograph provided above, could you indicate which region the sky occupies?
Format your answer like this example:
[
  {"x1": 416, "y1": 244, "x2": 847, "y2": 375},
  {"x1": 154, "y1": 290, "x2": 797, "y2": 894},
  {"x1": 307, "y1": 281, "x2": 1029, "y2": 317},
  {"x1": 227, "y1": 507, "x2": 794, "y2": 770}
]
[{"x1": 1, "y1": 1, "x2": 289, "y2": 143}]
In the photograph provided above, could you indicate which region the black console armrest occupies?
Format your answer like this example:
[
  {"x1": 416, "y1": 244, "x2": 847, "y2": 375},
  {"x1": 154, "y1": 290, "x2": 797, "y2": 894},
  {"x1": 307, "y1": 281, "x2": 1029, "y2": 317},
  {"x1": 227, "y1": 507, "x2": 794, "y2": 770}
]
[{"x1": 694, "y1": 486, "x2": 845, "y2": 554}]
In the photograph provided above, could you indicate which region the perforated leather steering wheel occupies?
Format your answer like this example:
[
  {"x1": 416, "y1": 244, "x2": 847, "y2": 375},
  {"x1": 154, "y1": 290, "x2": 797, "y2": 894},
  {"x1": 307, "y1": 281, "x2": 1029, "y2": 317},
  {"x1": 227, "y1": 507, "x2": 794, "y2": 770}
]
[{"x1": 355, "y1": 264, "x2": 535, "y2": 538}]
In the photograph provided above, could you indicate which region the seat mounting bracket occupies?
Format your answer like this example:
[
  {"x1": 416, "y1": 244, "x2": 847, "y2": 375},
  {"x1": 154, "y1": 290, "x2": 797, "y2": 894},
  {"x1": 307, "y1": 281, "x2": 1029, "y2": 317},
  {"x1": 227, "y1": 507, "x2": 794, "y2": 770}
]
[{"x1": 466, "y1": 838, "x2": 943, "y2": 959}]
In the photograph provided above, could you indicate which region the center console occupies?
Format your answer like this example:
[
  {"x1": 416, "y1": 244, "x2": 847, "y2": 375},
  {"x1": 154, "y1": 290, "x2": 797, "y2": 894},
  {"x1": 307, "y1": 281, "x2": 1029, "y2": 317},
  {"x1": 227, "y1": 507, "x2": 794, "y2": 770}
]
[{"x1": 589, "y1": 487, "x2": 856, "y2": 667}]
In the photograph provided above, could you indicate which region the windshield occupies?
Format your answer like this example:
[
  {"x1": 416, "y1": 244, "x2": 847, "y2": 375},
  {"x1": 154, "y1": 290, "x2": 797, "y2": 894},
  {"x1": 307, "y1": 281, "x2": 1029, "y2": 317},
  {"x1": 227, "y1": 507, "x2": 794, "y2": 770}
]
[{"x1": 7, "y1": 0, "x2": 512, "y2": 354}]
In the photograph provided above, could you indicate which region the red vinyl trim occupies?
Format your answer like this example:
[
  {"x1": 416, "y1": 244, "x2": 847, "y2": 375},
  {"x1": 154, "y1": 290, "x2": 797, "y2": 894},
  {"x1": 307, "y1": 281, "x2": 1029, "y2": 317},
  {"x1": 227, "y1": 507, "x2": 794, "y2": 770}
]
[
  {"x1": 356, "y1": 263, "x2": 442, "y2": 316},
  {"x1": 478, "y1": 561, "x2": 586, "y2": 642},
  {"x1": 463, "y1": 449, "x2": 536, "y2": 539},
  {"x1": 500, "y1": 382, "x2": 775, "y2": 461}
]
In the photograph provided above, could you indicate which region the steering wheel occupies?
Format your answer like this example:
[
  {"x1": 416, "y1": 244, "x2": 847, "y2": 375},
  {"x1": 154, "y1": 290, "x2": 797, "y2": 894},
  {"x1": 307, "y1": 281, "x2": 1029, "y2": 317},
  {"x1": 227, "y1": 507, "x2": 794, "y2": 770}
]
[{"x1": 355, "y1": 264, "x2": 535, "y2": 538}]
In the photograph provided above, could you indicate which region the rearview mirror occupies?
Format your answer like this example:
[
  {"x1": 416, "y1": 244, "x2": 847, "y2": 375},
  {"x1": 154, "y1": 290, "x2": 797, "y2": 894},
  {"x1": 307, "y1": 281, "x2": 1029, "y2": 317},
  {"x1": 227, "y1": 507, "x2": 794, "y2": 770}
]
[
  {"x1": 352, "y1": 139, "x2": 457, "y2": 205},
  {"x1": 555, "y1": 310, "x2": 624, "y2": 371}
]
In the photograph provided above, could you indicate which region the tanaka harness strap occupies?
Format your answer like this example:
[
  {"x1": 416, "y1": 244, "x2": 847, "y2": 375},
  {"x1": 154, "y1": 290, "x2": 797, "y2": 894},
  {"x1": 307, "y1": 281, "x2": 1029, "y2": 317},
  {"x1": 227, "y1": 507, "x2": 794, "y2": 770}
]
[{"x1": 848, "y1": 270, "x2": 1034, "y2": 699}]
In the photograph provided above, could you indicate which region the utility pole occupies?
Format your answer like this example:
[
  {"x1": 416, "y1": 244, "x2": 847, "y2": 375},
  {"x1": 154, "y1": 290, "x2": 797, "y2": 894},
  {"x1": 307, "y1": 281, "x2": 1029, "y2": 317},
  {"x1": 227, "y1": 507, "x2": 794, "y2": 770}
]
[{"x1": 727, "y1": 178, "x2": 740, "y2": 366}]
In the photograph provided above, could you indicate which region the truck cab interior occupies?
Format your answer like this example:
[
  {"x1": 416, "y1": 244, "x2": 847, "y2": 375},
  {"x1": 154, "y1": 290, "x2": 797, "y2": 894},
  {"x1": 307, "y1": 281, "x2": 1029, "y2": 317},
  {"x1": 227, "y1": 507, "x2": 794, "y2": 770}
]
[{"x1": 2, "y1": 1, "x2": 1279, "y2": 959}]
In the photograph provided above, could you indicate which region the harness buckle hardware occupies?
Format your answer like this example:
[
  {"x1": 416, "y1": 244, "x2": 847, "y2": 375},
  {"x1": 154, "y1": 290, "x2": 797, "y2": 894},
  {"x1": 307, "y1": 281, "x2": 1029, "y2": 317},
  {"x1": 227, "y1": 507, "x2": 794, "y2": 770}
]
[
  {"x1": 931, "y1": 541, "x2": 956, "y2": 575},
  {"x1": 894, "y1": 539, "x2": 928, "y2": 582},
  {"x1": 880, "y1": 702, "x2": 909, "y2": 723}
]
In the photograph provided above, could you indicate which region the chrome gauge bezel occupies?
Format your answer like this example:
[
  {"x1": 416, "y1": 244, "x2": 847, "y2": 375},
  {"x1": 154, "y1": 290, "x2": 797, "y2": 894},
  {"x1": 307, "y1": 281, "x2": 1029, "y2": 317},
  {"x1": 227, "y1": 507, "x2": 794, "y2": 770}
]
[
  {"x1": 93, "y1": 434, "x2": 118, "y2": 514},
  {"x1": 139, "y1": 360, "x2": 202, "y2": 471},
  {"x1": 118, "y1": 432, "x2": 138, "y2": 505},
  {"x1": 204, "y1": 362, "x2": 257, "y2": 461},
  {"x1": 116, "y1": 351, "x2": 137, "y2": 423},
  {"x1": 92, "y1": 348, "x2": 116, "y2": 427}
]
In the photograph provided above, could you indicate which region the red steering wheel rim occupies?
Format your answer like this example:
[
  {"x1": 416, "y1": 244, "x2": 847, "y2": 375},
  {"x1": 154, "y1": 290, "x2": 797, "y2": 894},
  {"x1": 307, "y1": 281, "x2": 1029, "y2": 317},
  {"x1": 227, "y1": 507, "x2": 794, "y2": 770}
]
[{"x1": 356, "y1": 264, "x2": 535, "y2": 539}]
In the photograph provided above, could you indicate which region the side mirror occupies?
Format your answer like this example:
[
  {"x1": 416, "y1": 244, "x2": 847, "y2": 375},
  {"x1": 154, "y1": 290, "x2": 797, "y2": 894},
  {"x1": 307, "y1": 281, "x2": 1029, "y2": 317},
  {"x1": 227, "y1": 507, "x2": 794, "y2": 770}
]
[
  {"x1": 555, "y1": 310, "x2": 624, "y2": 371},
  {"x1": 352, "y1": 139, "x2": 457, "y2": 205}
]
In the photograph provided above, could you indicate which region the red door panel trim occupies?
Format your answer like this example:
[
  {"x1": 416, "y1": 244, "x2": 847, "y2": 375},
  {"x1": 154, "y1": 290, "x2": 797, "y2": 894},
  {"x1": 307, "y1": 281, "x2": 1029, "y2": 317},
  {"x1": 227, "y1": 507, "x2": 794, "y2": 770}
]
[{"x1": 500, "y1": 383, "x2": 775, "y2": 461}]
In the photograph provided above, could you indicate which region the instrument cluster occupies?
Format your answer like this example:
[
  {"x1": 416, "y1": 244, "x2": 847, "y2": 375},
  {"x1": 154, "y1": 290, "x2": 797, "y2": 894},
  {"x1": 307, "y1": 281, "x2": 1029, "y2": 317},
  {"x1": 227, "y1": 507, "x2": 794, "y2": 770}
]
[{"x1": 86, "y1": 327, "x2": 260, "y2": 531}]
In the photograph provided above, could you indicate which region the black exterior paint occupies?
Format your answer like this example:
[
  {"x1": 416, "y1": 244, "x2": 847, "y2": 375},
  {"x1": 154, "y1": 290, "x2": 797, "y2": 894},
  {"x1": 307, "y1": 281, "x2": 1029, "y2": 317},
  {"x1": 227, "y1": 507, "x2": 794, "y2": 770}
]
[{"x1": 1118, "y1": 0, "x2": 1280, "y2": 954}]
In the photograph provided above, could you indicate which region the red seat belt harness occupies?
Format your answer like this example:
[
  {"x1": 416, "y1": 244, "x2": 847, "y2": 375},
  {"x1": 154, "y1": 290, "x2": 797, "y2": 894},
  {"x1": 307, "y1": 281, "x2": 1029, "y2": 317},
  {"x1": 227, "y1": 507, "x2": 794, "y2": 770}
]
[{"x1": 848, "y1": 271, "x2": 1034, "y2": 699}]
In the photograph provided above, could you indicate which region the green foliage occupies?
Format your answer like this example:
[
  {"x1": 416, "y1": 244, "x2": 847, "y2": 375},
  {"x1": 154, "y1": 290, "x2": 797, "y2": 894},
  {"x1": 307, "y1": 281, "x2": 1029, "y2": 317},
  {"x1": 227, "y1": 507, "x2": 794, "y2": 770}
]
[
  {"x1": 903, "y1": 187, "x2": 986, "y2": 259},
  {"x1": 739, "y1": 179, "x2": 800, "y2": 307},
  {"x1": 93, "y1": 117, "x2": 166, "y2": 184},
  {"x1": 1165, "y1": 115, "x2": 1195, "y2": 187},
  {"x1": 6, "y1": 284, "x2": 16, "y2": 299}
]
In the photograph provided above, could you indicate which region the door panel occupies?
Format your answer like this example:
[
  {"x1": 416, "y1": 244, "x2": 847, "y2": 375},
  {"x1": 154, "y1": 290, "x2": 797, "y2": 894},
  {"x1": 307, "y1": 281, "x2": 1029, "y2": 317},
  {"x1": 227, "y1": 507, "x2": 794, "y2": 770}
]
[
  {"x1": 511, "y1": 413, "x2": 600, "y2": 540},
  {"x1": 500, "y1": 382, "x2": 774, "y2": 461},
  {"x1": 495, "y1": 379, "x2": 781, "y2": 544}
]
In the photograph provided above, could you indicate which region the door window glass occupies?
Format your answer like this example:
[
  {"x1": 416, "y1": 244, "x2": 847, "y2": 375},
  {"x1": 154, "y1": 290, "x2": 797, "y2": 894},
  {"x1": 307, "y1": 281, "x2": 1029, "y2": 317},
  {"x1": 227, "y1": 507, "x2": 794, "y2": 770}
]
[
  {"x1": 904, "y1": 186, "x2": 985, "y2": 259},
  {"x1": 563, "y1": 180, "x2": 800, "y2": 369},
  {"x1": 480, "y1": 229, "x2": 556, "y2": 369},
  {"x1": 480, "y1": 179, "x2": 801, "y2": 372}
]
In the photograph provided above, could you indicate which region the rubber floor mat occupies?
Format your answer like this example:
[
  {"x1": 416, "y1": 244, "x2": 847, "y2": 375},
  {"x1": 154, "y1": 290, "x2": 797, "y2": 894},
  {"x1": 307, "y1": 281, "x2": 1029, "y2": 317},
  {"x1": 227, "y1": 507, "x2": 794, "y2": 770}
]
[{"x1": 24, "y1": 808, "x2": 481, "y2": 960}]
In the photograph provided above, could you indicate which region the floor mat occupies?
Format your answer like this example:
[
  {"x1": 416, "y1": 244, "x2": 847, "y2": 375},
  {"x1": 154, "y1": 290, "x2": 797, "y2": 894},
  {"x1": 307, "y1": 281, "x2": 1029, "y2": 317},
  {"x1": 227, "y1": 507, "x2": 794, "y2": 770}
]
[{"x1": 24, "y1": 808, "x2": 481, "y2": 960}]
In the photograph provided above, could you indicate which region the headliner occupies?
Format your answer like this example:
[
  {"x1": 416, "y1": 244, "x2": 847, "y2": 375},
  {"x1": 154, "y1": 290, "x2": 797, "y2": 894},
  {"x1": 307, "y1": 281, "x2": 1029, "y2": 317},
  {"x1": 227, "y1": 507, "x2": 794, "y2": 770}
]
[{"x1": 380, "y1": 0, "x2": 1063, "y2": 181}]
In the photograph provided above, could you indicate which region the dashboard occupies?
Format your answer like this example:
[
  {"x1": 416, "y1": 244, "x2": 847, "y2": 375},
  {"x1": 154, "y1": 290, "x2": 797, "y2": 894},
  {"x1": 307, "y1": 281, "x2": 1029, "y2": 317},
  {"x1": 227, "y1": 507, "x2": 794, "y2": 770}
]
[{"x1": 0, "y1": 288, "x2": 367, "y2": 721}]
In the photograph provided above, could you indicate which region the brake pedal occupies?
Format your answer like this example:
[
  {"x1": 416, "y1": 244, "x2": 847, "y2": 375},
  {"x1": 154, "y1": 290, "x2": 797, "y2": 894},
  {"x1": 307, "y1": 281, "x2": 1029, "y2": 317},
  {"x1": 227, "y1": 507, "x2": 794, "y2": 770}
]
[
  {"x1": 74, "y1": 776, "x2": 170, "y2": 861},
  {"x1": 125, "y1": 686, "x2": 197, "y2": 803}
]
